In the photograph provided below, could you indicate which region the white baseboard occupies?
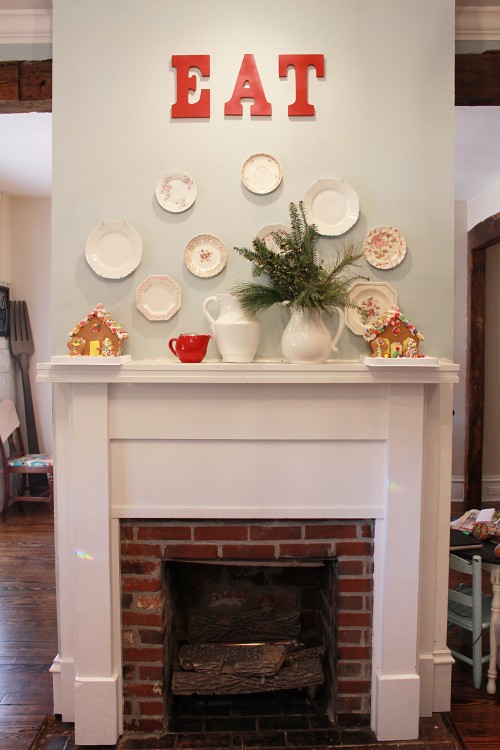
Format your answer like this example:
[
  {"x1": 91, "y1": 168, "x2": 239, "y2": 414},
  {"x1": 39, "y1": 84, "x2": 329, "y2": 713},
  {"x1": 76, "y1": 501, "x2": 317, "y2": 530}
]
[{"x1": 451, "y1": 475, "x2": 500, "y2": 510}]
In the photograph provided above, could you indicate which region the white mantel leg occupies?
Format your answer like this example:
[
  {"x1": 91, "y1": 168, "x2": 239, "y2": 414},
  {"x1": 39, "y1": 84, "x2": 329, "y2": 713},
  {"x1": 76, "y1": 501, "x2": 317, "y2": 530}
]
[
  {"x1": 371, "y1": 385, "x2": 423, "y2": 741},
  {"x1": 54, "y1": 383, "x2": 121, "y2": 746}
]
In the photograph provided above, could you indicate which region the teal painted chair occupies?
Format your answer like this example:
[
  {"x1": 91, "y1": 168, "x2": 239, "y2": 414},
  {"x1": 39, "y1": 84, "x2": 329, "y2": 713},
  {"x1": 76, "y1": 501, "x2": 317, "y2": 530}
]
[
  {"x1": 448, "y1": 552, "x2": 492, "y2": 689},
  {"x1": 0, "y1": 399, "x2": 53, "y2": 518}
]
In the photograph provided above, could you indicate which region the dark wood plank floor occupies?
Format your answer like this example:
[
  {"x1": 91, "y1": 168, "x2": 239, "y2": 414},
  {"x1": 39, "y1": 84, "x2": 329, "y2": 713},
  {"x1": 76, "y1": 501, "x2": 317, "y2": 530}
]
[
  {"x1": 0, "y1": 502, "x2": 498, "y2": 749},
  {"x1": 0, "y1": 502, "x2": 57, "y2": 750}
]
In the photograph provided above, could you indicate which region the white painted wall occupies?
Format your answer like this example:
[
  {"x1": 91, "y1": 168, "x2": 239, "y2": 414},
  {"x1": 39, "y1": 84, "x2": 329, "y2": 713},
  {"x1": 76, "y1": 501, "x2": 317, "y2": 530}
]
[
  {"x1": 452, "y1": 201, "x2": 467, "y2": 493},
  {"x1": 51, "y1": 0, "x2": 455, "y2": 362},
  {"x1": 10, "y1": 197, "x2": 52, "y2": 453},
  {"x1": 468, "y1": 175, "x2": 500, "y2": 230}
]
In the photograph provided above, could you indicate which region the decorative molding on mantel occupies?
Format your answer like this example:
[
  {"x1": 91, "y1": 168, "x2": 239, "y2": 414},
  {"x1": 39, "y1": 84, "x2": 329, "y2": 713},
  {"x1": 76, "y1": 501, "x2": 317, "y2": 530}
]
[
  {"x1": 37, "y1": 358, "x2": 460, "y2": 386},
  {"x1": 456, "y1": 6, "x2": 500, "y2": 41},
  {"x1": 0, "y1": 9, "x2": 52, "y2": 45}
]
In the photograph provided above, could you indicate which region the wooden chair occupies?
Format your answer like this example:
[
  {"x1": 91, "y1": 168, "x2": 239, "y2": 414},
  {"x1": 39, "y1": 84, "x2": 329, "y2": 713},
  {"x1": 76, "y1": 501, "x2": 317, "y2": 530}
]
[
  {"x1": 0, "y1": 399, "x2": 53, "y2": 518},
  {"x1": 448, "y1": 552, "x2": 492, "y2": 689}
]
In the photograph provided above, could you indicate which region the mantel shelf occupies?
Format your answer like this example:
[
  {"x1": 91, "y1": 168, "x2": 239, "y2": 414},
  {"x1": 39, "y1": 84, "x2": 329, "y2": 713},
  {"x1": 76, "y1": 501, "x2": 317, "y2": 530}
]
[{"x1": 37, "y1": 357, "x2": 459, "y2": 385}]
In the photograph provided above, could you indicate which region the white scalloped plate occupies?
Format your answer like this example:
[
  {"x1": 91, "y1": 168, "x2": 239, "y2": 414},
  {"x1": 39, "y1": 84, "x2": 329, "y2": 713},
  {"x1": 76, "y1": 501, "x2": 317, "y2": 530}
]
[
  {"x1": 136, "y1": 275, "x2": 181, "y2": 321},
  {"x1": 241, "y1": 153, "x2": 282, "y2": 194},
  {"x1": 155, "y1": 172, "x2": 197, "y2": 213},
  {"x1": 345, "y1": 281, "x2": 398, "y2": 336},
  {"x1": 184, "y1": 234, "x2": 227, "y2": 278},
  {"x1": 303, "y1": 178, "x2": 359, "y2": 236},
  {"x1": 85, "y1": 221, "x2": 142, "y2": 279}
]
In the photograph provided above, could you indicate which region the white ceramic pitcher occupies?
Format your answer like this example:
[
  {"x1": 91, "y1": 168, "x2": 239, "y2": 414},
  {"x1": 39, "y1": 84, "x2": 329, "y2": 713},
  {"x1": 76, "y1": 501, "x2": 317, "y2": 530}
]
[
  {"x1": 203, "y1": 294, "x2": 261, "y2": 363},
  {"x1": 280, "y1": 306, "x2": 346, "y2": 364}
]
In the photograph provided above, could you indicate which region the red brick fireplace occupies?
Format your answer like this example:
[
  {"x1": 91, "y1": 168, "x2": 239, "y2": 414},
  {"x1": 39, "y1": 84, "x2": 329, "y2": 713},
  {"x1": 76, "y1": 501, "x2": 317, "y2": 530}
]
[
  {"x1": 38, "y1": 360, "x2": 458, "y2": 745},
  {"x1": 120, "y1": 519, "x2": 374, "y2": 735}
]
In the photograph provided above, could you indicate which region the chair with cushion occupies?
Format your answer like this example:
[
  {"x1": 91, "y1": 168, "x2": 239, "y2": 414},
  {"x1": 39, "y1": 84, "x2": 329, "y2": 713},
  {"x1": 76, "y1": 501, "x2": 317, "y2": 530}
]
[
  {"x1": 0, "y1": 399, "x2": 53, "y2": 518},
  {"x1": 448, "y1": 552, "x2": 492, "y2": 689}
]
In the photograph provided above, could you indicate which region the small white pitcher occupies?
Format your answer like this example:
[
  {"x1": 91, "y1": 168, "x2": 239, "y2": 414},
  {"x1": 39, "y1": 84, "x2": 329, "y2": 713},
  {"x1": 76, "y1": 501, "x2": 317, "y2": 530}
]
[{"x1": 203, "y1": 294, "x2": 261, "y2": 363}]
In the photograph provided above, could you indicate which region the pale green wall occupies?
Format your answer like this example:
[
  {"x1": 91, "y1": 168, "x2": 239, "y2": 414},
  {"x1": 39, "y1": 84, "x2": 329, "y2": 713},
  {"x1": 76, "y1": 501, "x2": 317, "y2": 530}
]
[{"x1": 52, "y1": 0, "x2": 455, "y2": 361}]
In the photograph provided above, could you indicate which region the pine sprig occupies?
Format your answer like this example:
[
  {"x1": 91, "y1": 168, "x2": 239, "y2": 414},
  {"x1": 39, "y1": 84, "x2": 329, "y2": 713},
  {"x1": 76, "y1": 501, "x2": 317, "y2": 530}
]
[{"x1": 233, "y1": 201, "x2": 367, "y2": 316}]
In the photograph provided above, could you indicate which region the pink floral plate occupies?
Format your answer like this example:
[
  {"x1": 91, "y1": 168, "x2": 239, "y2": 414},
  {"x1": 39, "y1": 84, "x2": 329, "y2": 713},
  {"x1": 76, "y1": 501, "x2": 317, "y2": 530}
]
[
  {"x1": 345, "y1": 281, "x2": 398, "y2": 336},
  {"x1": 156, "y1": 172, "x2": 197, "y2": 213},
  {"x1": 363, "y1": 226, "x2": 406, "y2": 270}
]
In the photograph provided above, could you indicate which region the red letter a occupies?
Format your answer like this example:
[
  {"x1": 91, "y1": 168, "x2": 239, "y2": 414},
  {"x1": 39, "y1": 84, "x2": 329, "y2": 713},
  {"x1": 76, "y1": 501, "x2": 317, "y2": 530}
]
[{"x1": 224, "y1": 54, "x2": 272, "y2": 117}]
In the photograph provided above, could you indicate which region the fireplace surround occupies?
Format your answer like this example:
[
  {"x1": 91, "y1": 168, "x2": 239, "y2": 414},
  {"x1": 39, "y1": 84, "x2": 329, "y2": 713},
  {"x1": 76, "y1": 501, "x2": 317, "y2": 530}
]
[
  {"x1": 37, "y1": 359, "x2": 458, "y2": 746},
  {"x1": 120, "y1": 518, "x2": 374, "y2": 735}
]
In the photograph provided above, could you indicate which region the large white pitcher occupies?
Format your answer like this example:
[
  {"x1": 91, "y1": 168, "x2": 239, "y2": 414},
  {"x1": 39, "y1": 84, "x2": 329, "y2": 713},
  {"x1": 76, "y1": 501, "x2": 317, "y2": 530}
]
[
  {"x1": 280, "y1": 306, "x2": 346, "y2": 364},
  {"x1": 203, "y1": 294, "x2": 261, "y2": 363}
]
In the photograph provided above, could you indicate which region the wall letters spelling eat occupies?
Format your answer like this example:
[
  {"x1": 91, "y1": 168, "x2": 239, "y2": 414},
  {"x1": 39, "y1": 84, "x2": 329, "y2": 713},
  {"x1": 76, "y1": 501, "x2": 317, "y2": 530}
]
[{"x1": 171, "y1": 54, "x2": 325, "y2": 119}]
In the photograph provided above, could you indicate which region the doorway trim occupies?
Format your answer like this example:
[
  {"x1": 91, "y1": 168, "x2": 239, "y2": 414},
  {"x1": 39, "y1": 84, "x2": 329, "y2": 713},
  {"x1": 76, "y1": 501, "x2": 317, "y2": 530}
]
[{"x1": 464, "y1": 213, "x2": 500, "y2": 509}]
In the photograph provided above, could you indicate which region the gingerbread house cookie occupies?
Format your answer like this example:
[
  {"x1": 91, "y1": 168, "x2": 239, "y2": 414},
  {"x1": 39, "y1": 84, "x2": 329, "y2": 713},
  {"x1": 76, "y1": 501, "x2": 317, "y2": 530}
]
[
  {"x1": 67, "y1": 303, "x2": 129, "y2": 357},
  {"x1": 363, "y1": 305, "x2": 424, "y2": 358}
]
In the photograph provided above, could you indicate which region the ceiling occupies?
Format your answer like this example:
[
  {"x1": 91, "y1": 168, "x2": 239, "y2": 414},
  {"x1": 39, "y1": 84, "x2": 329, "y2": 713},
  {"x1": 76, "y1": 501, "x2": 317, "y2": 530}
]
[{"x1": 0, "y1": 2, "x2": 500, "y2": 202}]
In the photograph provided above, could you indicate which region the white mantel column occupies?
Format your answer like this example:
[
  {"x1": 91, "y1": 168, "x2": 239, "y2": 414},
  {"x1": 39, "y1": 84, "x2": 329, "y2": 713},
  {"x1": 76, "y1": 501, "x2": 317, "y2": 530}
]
[{"x1": 54, "y1": 382, "x2": 122, "y2": 746}]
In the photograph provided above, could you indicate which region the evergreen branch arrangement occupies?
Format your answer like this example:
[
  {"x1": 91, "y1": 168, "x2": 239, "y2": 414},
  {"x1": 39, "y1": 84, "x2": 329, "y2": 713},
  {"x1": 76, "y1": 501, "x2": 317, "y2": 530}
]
[{"x1": 232, "y1": 201, "x2": 367, "y2": 317}]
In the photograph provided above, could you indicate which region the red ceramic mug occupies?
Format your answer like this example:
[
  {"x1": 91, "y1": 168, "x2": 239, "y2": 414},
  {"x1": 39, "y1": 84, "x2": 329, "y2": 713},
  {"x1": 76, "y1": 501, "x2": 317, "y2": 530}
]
[{"x1": 168, "y1": 333, "x2": 211, "y2": 363}]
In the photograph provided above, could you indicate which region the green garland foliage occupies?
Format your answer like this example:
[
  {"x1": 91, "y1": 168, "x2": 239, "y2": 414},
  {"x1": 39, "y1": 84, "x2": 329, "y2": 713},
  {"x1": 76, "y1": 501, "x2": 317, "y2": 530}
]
[{"x1": 232, "y1": 201, "x2": 367, "y2": 316}]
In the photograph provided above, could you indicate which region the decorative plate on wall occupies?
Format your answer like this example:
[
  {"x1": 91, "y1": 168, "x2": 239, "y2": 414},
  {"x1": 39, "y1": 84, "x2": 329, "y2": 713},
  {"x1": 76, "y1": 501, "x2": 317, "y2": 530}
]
[
  {"x1": 241, "y1": 153, "x2": 282, "y2": 194},
  {"x1": 255, "y1": 224, "x2": 291, "y2": 253},
  {"x1": 363, "y1": 226, "x2": 406, "y2": 269},
  {"x1": 184, "y1": 234, "x2": 227, "y2": 278},
  {"x1": 302, "y1": 178, "x2": 359, "y2": 236},
  {"x1": 155, "y1": 172, "x2": 197, "y2": 213},
  {"x1": 85, "y1": 221, "x2": 143, "y2": 279},
  {"x1": 345, "y1": 281, "x2": 398, "y2": 336},
  {"x1": 136, "y1": 275, "x2": 181, "y2": 321}
]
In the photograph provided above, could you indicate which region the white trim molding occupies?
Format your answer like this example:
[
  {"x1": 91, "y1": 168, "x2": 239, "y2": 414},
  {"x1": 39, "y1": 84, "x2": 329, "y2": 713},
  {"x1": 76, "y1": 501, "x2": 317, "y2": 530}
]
[
  {"x1": 456, "y1": 6, "x2": 500, "y2": 41},
  {"x1": 0, "y1": 9, "x2": 52, "y2": 45}
]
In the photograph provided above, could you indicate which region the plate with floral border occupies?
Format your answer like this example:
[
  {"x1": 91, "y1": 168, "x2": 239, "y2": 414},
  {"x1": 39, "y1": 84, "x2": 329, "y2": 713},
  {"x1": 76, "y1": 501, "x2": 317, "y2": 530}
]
[
  {"x1": 85, "y1": 221, "x2": 143, "y2": 279},
  {"x1": 241, "y1": 153, "x2": 282, "y2": 194},
  {"x1": 363, "y1": 225, "x2": 406, "y2": 269},
  {"x1": 184, "y1": 234, "x2": 227, "y2": 278},
  {"x1": 155, "y1": 172, "x2": 197, "y2": 213},
  {"x1": 136, "y1": 275, "x2": 181, "y2": 321},
  {"x1": 303, "y1": 178, "x2": 359, "y2": 236},
  {"x1": 255, "y1": 224, "x2": 291, "y2": 253},
  {"x1": 345, "y1": 280, "x2": 398, "y2": 336}
]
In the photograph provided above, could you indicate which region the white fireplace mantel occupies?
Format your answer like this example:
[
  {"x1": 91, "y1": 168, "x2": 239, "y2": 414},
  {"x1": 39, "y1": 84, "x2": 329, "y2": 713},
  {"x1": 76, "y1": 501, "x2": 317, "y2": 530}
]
[{"x1": 37, "y1": 358, "x2": 458, "y2": 746}]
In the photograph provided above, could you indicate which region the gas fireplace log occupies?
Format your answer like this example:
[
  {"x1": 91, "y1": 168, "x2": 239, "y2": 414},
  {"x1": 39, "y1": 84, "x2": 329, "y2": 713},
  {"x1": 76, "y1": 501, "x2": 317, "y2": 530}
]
[
  {"x1": 283, "y1": 645, "x2": 326, "y2": 665},
  {"x1": 178, "y1": 643, "x2": 287, "y2": 675},
  {"x1": 187, "y1": 609, "x2": 300, "y2": 643},
  {"x1": 172, "y1": 657, "x2": 324, "y2": 696}
]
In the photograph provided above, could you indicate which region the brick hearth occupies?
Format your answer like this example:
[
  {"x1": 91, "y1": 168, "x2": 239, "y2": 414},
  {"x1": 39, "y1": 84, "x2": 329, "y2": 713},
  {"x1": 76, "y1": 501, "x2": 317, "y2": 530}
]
[{"x1": 120, "y1": 519, "x2": 374, "y2": 737}]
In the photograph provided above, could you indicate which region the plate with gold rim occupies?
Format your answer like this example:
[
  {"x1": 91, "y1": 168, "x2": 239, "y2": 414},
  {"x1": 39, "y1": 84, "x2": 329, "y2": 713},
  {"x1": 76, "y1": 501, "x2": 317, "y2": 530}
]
[{"x1": 184, "y1": 234, "x2": 227, "y2": 278}]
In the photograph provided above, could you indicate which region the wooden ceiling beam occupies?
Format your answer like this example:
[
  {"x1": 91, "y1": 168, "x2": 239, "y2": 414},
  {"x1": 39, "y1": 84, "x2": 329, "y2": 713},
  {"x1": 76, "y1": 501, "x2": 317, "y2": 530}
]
[
  {"x1": 456, "y1": 50, "x2": 500, "y2": 106},
  {"x1": 0, "y1": 51, "x2": 499, "y2": 113},
  {"x1": 0, "y1": 60, "x2": 52, "y2": 113}
]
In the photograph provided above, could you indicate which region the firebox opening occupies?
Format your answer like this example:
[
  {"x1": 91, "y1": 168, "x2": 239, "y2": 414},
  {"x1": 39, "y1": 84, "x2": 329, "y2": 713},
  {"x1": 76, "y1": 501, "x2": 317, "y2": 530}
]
[{"x1": 165, "y1": 559, "x2": 338, "y2": 728}]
